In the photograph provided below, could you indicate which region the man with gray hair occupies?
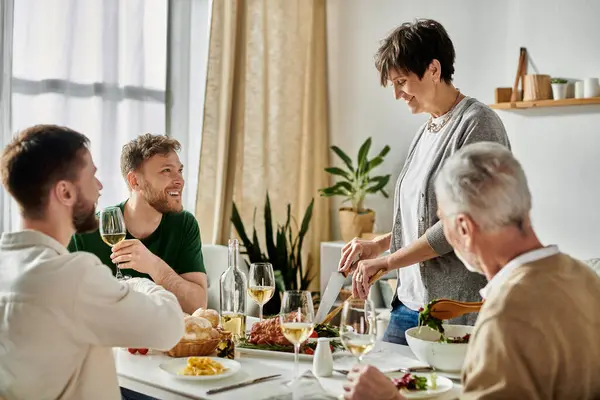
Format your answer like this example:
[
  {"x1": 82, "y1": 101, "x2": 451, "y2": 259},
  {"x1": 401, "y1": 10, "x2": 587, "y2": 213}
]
[{"x1": 342, "y1": 142, "x2": 600, "y2": 400}]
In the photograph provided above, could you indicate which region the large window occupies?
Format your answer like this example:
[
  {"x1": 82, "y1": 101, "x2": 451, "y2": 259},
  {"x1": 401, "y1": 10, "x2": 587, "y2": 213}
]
[
  {"x1": 11, "y1": 0, "x2": 168, "y2": 212},
  {"x1": 0, "y1": 0, "x2": 211, "y2": 230}
]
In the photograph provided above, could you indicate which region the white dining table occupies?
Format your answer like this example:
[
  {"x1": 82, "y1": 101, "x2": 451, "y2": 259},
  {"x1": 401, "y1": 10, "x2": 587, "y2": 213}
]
[{"x1": 115, "y1": 340, "x2": 462, "y2": 400}]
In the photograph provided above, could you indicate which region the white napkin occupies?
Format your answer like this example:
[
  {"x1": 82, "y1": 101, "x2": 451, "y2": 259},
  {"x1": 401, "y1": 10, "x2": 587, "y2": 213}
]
[
  {"x1": 333, "y1": 349, "x2": 426, "y2": 373},
  {"x1": 261, "y1": 370, "x2": 337, "y2": 400}
]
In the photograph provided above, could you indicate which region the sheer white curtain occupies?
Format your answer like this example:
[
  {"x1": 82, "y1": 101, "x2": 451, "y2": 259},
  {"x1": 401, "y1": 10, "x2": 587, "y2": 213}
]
[
  {"x1": 167, "y1": 0, "x2": 211, "y2": 213},
  {"x1": 8, "y1": 0, "x2": 168, "y2": 227},
  {"x1": 1, "y1": 0, "x2": 211, "y2": 231},
  {"x1": 0, "y1": 0, "x2": 14, "y2": 232}
]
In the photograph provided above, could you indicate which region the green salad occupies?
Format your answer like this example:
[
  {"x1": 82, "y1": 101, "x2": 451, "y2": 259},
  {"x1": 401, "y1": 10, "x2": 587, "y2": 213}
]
[
  {"x1": 418, "y1": 299, "x2": 445, "y2": 334},
  {"x1": 418, "y1": 299, "x2": 471, "y2": 344},
  {"x1": 392, "y1": 373, "x2": 429, "y2": 391}
]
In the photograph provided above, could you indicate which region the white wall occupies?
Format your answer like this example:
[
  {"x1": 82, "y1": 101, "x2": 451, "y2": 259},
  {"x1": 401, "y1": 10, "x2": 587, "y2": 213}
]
[{"x1": 326, "y1": 0, "x2": 600, "y2": 259}]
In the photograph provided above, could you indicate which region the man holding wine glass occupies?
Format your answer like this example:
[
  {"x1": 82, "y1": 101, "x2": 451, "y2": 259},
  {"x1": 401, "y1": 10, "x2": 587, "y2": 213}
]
[
  {"x1": 69, "y1": 133, "x2": 208, "y2": 314},
  {"x1": 0, "y1": 125, "x2": 185, "y2": 400}
]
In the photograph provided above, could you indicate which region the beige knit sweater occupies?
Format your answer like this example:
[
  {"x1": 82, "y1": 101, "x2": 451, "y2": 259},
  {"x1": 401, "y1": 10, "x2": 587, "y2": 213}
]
[{"x1": 461, "y1": 253, "x2": 600, "y2": 399}]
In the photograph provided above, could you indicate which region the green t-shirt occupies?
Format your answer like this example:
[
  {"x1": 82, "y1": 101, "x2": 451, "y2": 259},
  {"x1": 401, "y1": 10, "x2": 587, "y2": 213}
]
[{"x1": 68, "y1": 201, "x2": 206, "y2": 280}]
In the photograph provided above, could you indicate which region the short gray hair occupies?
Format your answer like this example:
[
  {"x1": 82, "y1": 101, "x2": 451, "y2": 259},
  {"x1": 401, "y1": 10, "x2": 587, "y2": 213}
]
[{"x1": 434, "y1": 142, "x2": 531, "y2": 231}]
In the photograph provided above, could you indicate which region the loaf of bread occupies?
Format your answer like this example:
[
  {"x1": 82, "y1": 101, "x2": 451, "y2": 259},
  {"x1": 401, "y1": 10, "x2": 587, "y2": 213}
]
[
  {"x1": 183, "y1": 315, "x2": 219, "y2": 340},
  {"x1": 191, "y1": 308, "x2": 220, "y2": 328}
]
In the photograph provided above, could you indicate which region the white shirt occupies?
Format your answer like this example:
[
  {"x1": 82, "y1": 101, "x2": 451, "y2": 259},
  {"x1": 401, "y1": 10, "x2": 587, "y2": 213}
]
[
  {"x1": 396, "y1": 98, "x2": 470, "y2": 310},
  {"x1": 397, "y1": 129, "x2": 443, "y2": 310},
  {"x1": 479, "y1": 245, "x2": 560, "y2": 299},
  {"x1": 0, "y1": 230, "x2": 185, "y2": 400}
]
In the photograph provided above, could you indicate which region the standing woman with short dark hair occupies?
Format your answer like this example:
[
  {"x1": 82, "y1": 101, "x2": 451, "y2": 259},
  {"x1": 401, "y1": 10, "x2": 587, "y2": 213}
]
[{"x1": 338, "y1": 19, "x2": 511, "y2": 345}]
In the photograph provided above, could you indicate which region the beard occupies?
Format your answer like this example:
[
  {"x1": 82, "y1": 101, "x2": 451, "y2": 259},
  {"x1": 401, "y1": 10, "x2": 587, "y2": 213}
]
[
  {"x1": 72, "y1": 190, "x2": 98, "y2": 234},
  {"x1": 141, "y1": 182, "x2": 183, "y2": 214}
]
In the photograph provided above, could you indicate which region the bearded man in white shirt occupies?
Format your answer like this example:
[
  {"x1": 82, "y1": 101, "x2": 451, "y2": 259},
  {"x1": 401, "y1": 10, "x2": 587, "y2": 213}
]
[
  {"x1": 342, "y1": 142, "x2": 600, "y2": 400},
  {"x1": 0, "y1": 125, "x2": 185, "y2": 400}
]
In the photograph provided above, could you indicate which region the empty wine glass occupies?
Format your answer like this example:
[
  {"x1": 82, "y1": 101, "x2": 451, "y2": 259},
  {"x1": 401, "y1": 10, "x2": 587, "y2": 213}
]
[
  {"x1": 248, "y1": 262, "x2": 276, "y2": 321},
  {"x1": 279, "y1": 290, "x2": 314, "y2": 380},
  {"x1": 340, "y1": 298, "x2": 377, "y2": 364},
  {"x1": 99, "y1": 207, "x2": 129, "y2": 280}
]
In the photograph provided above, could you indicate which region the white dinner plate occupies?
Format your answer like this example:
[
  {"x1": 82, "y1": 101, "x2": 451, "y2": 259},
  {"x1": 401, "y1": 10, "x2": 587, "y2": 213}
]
[
  {"x1": 159, "y1": 357, "x2": 241, "y2": 381},
  {"x1": 243, "y1": 316, "x2": 343, "y2": 360},
  {"x1": 436, "y1": 370, "x2": 462, "y2": 380},
  {"x1": 387, "y1": 372, "x2": 453, "y2": 399}
]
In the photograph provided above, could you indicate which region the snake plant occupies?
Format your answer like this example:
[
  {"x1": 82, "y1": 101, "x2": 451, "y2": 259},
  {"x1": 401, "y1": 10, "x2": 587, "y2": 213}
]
[{"x1": 231, "y1": 192, "x2": 315, "y2": 298}]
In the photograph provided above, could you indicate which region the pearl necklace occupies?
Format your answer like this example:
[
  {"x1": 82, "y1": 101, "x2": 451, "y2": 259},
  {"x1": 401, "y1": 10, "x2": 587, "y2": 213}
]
[{"x1": 426, "y1": 90, "x2": 462, "y2": 133}]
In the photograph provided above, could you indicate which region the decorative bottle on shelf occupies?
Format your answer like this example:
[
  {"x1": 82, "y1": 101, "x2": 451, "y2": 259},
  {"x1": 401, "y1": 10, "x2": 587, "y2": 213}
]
[{"x1": 219, "y1": 238, "x2": 248, "y2": 343}]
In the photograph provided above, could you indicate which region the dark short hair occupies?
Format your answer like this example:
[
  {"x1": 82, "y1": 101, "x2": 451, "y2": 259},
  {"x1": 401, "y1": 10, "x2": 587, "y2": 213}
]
[
  {"x1": 374, "y1": 19, "x2": 456, "y2": 86},
  {"x1": 0, "y1": 124, "x2": 90, "y2": 219},
  {"x1": 120, "y1": 133, "x2": 181, "y2": 179}
]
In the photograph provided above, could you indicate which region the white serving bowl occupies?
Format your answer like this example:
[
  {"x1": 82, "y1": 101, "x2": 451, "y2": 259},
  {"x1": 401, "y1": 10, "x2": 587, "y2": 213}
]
[{"x1": 405, "y1": 324, "x2": 473, "y2": 372}]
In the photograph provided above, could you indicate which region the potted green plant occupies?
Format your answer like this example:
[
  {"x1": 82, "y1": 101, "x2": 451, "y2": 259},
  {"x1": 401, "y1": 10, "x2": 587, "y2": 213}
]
[
  {"x1": 230, "y1": 192, "x2": 315, "y2": 315},
  {"x1": 551, "y1": 78, "x2": 568, "y2": 100},
  {"x1": 318, "y1": 137, "x2": 391, "y2": 242}
]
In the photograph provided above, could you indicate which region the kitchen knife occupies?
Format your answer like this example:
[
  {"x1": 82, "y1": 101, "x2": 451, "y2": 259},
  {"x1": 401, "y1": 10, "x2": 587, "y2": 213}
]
[
  {"x1": 314, "y1": 270, "x2": 348, "y2": 324},
  {"x1": 320, "y1": 268, "x2": 388, "y2": 324},
  {"x1": 315, "y1": 253, "x2": 362, "y2": 324}
]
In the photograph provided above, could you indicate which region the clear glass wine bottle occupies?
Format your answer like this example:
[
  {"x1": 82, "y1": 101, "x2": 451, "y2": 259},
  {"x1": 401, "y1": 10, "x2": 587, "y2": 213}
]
[{"x1": 219, "y1": 239, "x2": 248, "y2": 343}]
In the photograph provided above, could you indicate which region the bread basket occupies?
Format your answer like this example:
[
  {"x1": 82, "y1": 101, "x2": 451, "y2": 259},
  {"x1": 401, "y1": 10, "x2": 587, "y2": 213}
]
[
  {"x1": 167, "y1": 337, "x2": 220, "y2": 358},
  {"x1": 167, "y1": 329, "x2": 233, "y2": 358}
]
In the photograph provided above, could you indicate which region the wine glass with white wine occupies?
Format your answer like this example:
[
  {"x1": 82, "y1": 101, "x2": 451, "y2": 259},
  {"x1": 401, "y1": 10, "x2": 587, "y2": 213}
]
[
  {"x1": 279, "y1": 290, "x2": 314, "y2": 380},
  {"x1": 99, "y1": 206, "x2": 130, "y2": 280},
  {"x1": 340, "y1": 298, "x2": 377, "y2": 364},
  {"x1": 248, "y1": 262, "x2": 275, "y2": 321}
]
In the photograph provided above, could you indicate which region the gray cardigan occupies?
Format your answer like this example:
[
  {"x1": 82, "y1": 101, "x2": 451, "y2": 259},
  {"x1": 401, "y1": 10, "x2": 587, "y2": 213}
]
[{"x1": 390, "y1": 97, "x2": 510, "y2": 325}]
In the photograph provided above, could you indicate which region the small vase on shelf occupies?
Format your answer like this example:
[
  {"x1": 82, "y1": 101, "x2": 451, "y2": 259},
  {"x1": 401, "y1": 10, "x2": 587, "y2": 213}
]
[{"x1": 551, "y1": 78, "x2": 568, "y2": 100}]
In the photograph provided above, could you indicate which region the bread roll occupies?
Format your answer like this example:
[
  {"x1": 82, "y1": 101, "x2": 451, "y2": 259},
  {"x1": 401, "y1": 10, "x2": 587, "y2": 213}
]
[
  {"x1": 193, "y1": 327, "x2": 214, "y2": 340},
  {"x1": 182, "y1": 315, "x2": 220, "y2": 340},
  {"x1": 184, "y1": 315, "x2": 211, "y2": 335},
  {"x1": 191, "y1": 308, "x2": 220, "y2": 328}
]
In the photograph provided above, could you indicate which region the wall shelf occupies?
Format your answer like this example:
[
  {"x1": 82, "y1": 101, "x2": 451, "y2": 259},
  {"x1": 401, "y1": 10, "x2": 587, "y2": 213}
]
[{"x1": 490, "y1": 97, "x2": 600, "y2": 110}]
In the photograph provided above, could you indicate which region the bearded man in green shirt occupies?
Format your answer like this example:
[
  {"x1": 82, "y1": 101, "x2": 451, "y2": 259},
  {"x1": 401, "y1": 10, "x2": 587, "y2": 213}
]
[{"x1": 69, "y1": 134, "x2": 207, "y2": 314}]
